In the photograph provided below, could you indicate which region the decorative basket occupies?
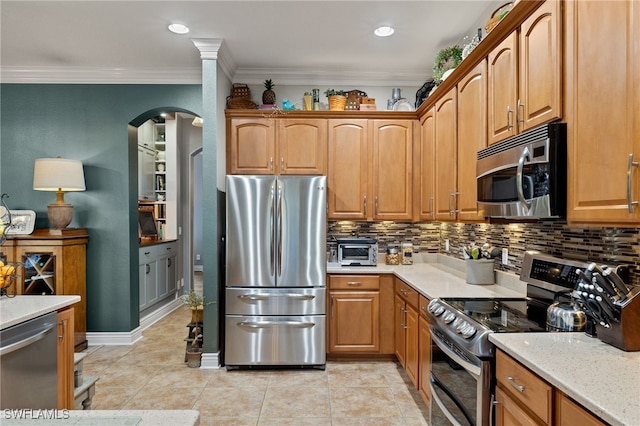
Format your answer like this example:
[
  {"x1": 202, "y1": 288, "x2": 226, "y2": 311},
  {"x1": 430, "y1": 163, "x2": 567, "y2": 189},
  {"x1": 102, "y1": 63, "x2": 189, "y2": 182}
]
[
  {"x1": 226, "y1": 83, "x2": 257, "y2": 109},
  {"x1": 230, "y1": 83, "x2": 251, "y2": 99},
  {"x1": 227, "y1": 97, "x2": 257, "y2": 109},
  {"x1": 328, "y1": 95, "x2": 347, "y2": 111},
  {"x1": 344, "y1": 90, "x2": 367, "y2": 110},
  {"x1": 485, "y1": 2, "x2": 513, "y2": 33}
]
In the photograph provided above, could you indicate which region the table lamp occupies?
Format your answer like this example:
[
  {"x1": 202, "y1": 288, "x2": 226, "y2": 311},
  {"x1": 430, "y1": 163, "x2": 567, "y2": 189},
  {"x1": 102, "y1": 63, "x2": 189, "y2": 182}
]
[{"x1": 33, "y1": 157, "x2": 86, "y2": 230}]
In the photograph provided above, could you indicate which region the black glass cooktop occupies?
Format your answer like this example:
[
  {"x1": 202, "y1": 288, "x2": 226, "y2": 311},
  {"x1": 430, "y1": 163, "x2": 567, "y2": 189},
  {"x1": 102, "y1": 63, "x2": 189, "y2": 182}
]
[{"x1": 441, "y1": 298, "x2": 549, "y2": 333}]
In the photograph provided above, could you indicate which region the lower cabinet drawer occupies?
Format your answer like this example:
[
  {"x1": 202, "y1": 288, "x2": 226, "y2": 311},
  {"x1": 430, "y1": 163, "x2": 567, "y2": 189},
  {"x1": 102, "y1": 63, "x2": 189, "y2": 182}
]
[
  {"x1": 496, "y1": 350, "x2": 553, "y2": 424},
  {"x1": 330, "y1": 275, "x2": 380, "y2": 290}
]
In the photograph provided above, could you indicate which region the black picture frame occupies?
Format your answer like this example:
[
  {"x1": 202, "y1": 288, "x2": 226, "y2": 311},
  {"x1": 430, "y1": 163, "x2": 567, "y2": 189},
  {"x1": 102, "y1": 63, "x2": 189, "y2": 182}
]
[{"x1": 138, "y1": 209, "x2": 158, "y2": 238}]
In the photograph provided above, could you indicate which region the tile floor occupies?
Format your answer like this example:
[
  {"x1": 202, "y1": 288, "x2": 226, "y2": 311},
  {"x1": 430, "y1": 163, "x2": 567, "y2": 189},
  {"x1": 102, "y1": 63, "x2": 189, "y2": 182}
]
[{"x1": 83, "y1": 298, "x2": 430, "y2": 425}]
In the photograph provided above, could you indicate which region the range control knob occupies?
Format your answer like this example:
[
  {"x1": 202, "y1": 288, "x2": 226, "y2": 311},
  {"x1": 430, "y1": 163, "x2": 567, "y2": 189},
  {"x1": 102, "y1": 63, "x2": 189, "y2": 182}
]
[
  {"x1": 442, "y1": 311, "x2": 456, "y2": 324},
  {"x1": 460, "y1": 324, "x2": 477, "y2": 339},
  {"x1": 428, "y1": 301, "x2": 447, "y2": 317},
  {"x1": 452, "y1": 318, "x2": 464, "y2": 331}
]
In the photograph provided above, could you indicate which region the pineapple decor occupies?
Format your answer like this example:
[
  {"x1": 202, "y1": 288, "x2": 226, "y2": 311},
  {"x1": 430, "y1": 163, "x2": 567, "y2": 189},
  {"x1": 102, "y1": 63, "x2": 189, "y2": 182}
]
[{"x1": 262, "y1": 79, "x2": 276, "y2": 105}]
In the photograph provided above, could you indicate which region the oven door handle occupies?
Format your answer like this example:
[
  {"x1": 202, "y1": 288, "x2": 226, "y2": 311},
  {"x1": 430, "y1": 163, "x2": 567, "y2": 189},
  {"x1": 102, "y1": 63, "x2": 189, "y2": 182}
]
[
  {"x1": 430, "y1": 375, "x2": 475, "y2": 426},
  {"x1": 430, "y1": 328, "x2": 482, "y2": 378}
]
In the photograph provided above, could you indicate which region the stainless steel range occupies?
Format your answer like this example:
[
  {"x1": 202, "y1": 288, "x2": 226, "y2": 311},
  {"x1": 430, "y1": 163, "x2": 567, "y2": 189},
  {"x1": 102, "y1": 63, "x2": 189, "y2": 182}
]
[{"x1": 426, "y1": 251, "x2": 587, "y2": 426}]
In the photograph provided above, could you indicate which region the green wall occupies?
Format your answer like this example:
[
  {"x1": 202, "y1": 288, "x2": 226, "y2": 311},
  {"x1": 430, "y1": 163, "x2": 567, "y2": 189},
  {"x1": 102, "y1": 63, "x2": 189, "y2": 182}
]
[{"x1": 0, "y1": 84, "x2": 202, "y2": 332}]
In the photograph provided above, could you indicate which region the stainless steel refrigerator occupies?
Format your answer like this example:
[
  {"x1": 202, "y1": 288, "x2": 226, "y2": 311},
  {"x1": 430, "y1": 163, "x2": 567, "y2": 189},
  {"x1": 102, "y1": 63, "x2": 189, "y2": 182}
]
[{"x1": 224, "y1": 175, "x2": 326, "y2": 369}]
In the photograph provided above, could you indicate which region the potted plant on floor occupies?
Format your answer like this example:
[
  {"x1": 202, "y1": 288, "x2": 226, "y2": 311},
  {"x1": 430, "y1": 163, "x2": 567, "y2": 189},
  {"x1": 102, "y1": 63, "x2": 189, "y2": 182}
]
[
  {"x1": 180, "y1": 289, "x2": 212, "y2": 324},
  {"x1": 325, "y1": 89, "x2": 347, "y2": 111},
  {"x1": 185, "y1": 324, "x2": 203, "y2": 368}
]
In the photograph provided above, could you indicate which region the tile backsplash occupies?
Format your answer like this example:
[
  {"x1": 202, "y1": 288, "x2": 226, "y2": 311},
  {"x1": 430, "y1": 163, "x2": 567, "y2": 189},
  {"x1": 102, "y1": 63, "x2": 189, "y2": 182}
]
[{"x1": 328, "y1": 221, "x2": 639, "y2": 286}]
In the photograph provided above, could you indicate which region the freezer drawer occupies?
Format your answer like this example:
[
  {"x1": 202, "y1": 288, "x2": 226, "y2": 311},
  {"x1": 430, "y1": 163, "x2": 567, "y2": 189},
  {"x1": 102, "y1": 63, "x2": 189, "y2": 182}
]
[
  {"x1": 225, "y1": 315, "x2": 326, "y2": 366},
  {"x1": 226, "y1": 287, "x2": 326, "y2": 315}
]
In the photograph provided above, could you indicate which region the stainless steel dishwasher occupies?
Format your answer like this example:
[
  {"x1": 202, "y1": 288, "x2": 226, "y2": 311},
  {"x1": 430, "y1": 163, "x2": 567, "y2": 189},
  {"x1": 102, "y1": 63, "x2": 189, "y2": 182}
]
[{"x1": 1, "y1": 311, "x2": 58, "y2": 408}]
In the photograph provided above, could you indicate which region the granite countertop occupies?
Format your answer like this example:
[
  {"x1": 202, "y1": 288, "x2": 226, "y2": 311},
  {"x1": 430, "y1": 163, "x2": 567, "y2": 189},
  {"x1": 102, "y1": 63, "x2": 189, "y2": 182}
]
[
  {"x1": 490, "y1": 332, "x2": 640, "y2": 426},
  {"x1": 0, "y1": 295, "x2": 80, "y2": 330},
  {"x1": 327, "y1": 255, "x2": 527, "y2": 300},
  {"x1": 1, "y1": 410, "x2": 199, "y2": 425}
]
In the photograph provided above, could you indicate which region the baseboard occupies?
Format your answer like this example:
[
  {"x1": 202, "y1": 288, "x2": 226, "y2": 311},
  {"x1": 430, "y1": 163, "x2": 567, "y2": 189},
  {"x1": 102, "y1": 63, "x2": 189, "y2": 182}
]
[
  {"x1": 200, "y1": 351, "x2": 221, "y2": 369},
  {"x1": 86, "y1": 299, "x2": 182, "y2": 346}
]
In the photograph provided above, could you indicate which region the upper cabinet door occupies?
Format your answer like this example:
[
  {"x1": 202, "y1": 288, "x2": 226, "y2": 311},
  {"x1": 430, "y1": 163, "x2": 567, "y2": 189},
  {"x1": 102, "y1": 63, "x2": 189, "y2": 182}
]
[
  {"x1": 328, "y1": 119, "x2": 369, "y2": 220},
  {"x1": 519, "y1": 0, "x2": 562, "y2": 131},
  {"x1": 488, "y1": 32, "x2": 518, "y2": 145},
  {"x1": 565, "y1": 0, "x2": 640, "y2": 224},
  {"x1": 371, "y1": 120, "x2": 413, "y2": 221},
  {"x1": 228, "y1": 118, "x2": 276, "y2": 174},
  {"x1": 434, "y1": 89, "x2": 458, "y2": 221},
  {"x1": 414, "y1": 108, "x2": 435, "y2": 221},
  {"x1": 277, "y1": 119, "x2": 327, "y2": 175},
  {"x1": 457, "y1": 60, "x2": 487, "y2": 222}
]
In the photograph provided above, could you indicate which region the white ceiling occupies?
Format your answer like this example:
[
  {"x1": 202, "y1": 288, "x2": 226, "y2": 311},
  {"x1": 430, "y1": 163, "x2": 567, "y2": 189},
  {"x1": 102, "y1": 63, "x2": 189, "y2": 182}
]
[{"x1": 0, "y1": 0, "x2": 501, "y2": 86}]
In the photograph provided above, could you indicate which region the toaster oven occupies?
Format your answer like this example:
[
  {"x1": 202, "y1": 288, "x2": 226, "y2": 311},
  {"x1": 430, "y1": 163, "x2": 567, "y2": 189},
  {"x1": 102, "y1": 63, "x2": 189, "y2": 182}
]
[{"x1": 337, "y1": 238, "x2": 378, "y2": 266}]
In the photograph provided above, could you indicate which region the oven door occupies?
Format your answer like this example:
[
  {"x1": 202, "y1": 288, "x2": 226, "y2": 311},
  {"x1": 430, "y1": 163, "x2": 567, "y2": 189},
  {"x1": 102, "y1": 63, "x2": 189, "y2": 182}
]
[
  {"x1": 429, "y1": 327, "x2": 492, "y2": 426},
  {"x1": 338, "y1": 244, "x2": 374, "y2": 266}
]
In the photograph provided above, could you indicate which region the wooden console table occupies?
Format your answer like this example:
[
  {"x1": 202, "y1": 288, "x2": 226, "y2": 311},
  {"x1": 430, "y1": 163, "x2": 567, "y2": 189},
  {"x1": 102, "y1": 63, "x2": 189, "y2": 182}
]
[{"x1": 1, "y1": 228, "x2": 89, "y2": 351}]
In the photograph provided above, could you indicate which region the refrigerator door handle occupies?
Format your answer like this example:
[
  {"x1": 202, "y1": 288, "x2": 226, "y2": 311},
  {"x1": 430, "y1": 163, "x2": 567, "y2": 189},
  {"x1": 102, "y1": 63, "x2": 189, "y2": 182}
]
[
  {"x1": 238, "y1": 321, "x2": 316, "y2": 329},
  {"x1": 269, "y1": 181, "x2": 276, "y2": 277},
  {"x1": 238, "y1": 293, "x2": 316, "y2": 301},
  {"x1": 276, "y1": 180, "x2": 283, "y2": 278}
]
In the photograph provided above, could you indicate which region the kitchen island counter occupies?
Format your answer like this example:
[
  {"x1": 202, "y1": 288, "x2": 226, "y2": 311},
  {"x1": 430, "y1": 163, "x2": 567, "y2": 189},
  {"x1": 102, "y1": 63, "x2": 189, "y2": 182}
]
[
  {"x1": 328, "y1": 256, "x2": 526, "y2": 300},
  {"x1": 490, "y1": 332, "x2": 640, "y2": 426},
  {"x1": 0, "y1": 295, "x2": 80, "y2": 330}
]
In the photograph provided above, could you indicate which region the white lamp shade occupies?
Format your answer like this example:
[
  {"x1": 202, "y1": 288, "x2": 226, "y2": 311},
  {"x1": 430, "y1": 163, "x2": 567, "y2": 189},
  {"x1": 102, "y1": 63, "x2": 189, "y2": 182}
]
[{"x1": 33, "y1": 158, "x2": 86, "y2": 191}]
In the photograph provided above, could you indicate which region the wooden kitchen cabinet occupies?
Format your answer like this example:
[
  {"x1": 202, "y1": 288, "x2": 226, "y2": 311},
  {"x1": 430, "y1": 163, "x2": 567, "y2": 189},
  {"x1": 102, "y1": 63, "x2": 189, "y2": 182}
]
[
  {"x1": 57, "y1": 307, "x2": 74, "y2": 409},
  {"x1": 277, "y1": 118, "x2": 327, "y2": 175},
  {"x1": 555, "y1": 392, "x2": 606, "y2": 426},
  {"x1": 4, "y1": 229, "x2": 88, "y2": 352},
  {"x1": 433, "y1": 88, "x2": 458, "y2": 221},
  {"x1": 327, "y1": 119, "x2": 369, "y2": 220},
  {"x1": 328, "y1": 119, "x2": 413, "y2": 221},
  {"x1": 371, "y1": 120, "x2": 414, "y2": 221},
  {"x1": 227, "y1": 117, "x2": 275, "y2": 174},
  {"x1": 497, "y1": 349, "x2": 606, "y2": 426},
  {"x1": 414, "y1": 107, "x2": 435, "y2": 221},
  {"x1": 456, "y1": 60, "x2": 488, "y2": 221},
  {"x1": 394, "y1": 278, "x2": 419, "y2": 387},
  {"x1": 487, "y1": 0, "x2": 561, "y2": 145},
  {"x1": 327, "y1": 274, "x2": 395, "y2": 355},
  {"x1": 227, "y1": 117, "x2": 326, "y2": 175},
  {"x1": 496, "y1": 349, "x2": 553, "y2": 425},
  {"x1": 328, "y1": 275, "x2": 380, "y2": 353},
  {"x1": 565, "y1": 0, "x2": 640, "y2": 224},
  {"x1": 495, "y1": 385, "x2": 540, "y2": 426},
  {"x1": 418, "y1": 296, "x2": 432, "y2": 406}
]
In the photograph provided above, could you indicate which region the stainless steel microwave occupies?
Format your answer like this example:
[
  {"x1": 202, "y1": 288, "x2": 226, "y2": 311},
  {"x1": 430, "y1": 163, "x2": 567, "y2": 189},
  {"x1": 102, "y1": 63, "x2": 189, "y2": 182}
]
[
  {"x1": 476, "y1": 122, "x2": 567, "y2": 219},
  {"x1": 337, "y1": 238, "x2": 378, "y2": 266}
]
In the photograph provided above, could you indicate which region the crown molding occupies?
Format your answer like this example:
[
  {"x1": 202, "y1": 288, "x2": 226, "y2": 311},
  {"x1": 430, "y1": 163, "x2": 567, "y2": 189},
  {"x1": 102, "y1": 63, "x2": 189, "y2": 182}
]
[
  {"x1": 0, "y1": 66, "x2": 203, "y2": 84},
  {"x1": 232, "y1": 67, "x2": 429, "y2": 87},
  {"x1": 0, "y1": 65, "x2": 428, "y2": 87},
  {"x1": 191, "y1": 38, "x2": 235, "y2": 82}
]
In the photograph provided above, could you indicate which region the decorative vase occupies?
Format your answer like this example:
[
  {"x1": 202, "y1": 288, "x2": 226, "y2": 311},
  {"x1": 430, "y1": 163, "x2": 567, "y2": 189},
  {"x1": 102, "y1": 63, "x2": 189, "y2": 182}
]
[
  {"x1": 190, "y1": 306, "x2": 203, "y2": 324},
  {"x1": 185, "y1": 348, "x2": 202, "y2": 368},
  {"x1": 328, "y1": 95, "x2": 347, "y2": 111}
]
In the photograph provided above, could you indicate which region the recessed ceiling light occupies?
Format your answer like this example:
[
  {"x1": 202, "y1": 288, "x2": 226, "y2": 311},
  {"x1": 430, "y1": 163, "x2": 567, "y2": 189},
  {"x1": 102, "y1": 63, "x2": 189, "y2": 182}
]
[
  {"x1": 374, "y1": 26, "x2": 394, "y2": 37},
  {"x1": 168, "y1": 23, "x2": 190, "y2": 35}
]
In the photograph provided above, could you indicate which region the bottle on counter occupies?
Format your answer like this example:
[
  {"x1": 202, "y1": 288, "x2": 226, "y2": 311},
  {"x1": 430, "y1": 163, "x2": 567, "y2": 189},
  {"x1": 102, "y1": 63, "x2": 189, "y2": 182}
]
[
  {"x1": 401, "y1": 242, "x2": 414, "y2": 265},
  {"x1": 386, "y1": 246, "x2": 400, "y2": 265}
]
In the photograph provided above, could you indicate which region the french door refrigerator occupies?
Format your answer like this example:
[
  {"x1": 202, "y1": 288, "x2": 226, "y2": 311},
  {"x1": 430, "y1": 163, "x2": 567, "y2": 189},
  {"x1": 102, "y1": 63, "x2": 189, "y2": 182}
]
[{"x1": 224, "y1": 175, "x2": 327, "y2": 369}]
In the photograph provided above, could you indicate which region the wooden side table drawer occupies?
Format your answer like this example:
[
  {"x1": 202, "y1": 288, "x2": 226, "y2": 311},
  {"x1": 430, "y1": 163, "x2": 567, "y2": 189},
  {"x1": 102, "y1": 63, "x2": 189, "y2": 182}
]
[
  {"x1": 330, "y1": 275, "x2": 380, "y2": 290},
  {"x1": 496, "y1": 350, "x2": 553, "y2": 424}
]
